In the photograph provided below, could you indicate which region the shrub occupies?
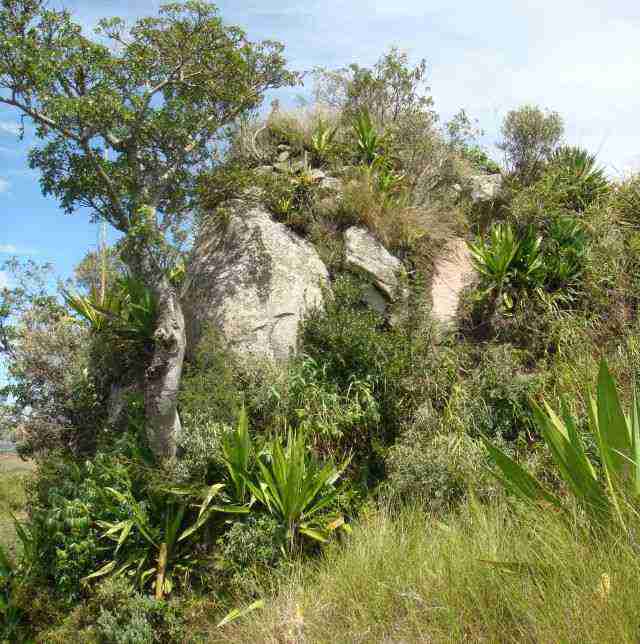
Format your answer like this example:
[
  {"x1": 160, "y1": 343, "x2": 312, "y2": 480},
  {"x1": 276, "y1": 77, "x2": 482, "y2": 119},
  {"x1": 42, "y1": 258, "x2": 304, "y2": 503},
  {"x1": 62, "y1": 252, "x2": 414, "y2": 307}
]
[
  {"x1": 178, "y1": 326, "x2": 242, "y2": 426},
  {"x1": 39, "y1": 577, "x2": 186, "y2": 643},
  {"x1": 497, "y1": 104, "x2": 564, "y2": 183},
  {"x1": 383, "y1": 430, "x2": 490, "y2": 512},
  {"x1": 174, "y1": 414, "x2": 230, "y2": 484},
  {"x1": 266, "y1": 356, "x2": 380, "y2": 455},
  {"x1": 446, "y1": 344, "x2": 545, "y2": 441},
  {"x1": 215, "y1": 514, "x2": 285, "y2": 596}
]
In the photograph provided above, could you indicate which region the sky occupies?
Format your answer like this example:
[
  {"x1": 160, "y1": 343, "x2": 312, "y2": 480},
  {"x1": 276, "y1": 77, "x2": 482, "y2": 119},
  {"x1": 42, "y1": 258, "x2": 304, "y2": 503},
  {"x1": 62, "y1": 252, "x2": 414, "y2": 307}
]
[{"x1": 1, "y1": 0, "x2": 640, "y2": 286}]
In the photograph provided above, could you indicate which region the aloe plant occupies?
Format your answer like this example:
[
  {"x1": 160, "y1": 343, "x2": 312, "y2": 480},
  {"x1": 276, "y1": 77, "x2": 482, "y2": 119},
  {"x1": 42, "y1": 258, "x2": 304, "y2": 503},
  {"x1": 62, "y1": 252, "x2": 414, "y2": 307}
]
[
  {"x1": 468, "y1": 223, "x2": 521, "y2": 306},
  {"x1": 484, "y1": 360, "x2": 640, "y2": 529}
]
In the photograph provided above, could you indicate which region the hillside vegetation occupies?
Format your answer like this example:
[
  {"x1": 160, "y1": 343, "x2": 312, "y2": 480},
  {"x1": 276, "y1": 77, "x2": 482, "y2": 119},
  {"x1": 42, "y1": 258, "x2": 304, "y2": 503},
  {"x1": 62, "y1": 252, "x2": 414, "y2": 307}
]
[{"x1": 2, "y1": 2, "x2": 640, "y2": 643}]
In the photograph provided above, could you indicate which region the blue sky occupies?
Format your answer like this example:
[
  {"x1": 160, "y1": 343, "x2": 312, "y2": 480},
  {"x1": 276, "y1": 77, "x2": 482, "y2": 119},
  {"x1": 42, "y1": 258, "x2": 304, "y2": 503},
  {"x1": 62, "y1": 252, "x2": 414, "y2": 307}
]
[{"x1": 2, "y1": 0, "x2": 640, "y2": 287}]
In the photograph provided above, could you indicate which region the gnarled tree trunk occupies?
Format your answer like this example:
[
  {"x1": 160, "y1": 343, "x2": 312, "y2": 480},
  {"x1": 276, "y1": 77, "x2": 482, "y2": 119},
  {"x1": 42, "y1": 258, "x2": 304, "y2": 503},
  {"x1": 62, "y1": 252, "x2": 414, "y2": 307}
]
[{"x1": 144, "y1": 279, "x2": 186, "y2": 460}]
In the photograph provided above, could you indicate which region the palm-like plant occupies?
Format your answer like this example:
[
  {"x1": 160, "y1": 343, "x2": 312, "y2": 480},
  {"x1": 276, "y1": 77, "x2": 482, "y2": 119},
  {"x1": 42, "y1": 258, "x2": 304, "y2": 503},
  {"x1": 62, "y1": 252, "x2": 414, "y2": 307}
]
[
  {"x1": 309, "y1": 118, "x2": 337, "y2": 166},
  {"x1": 484, "y1": 360, "x2": 640, "y2": 529},
  {"x1": 547, "y1": 145, "x2": 610, "y2": 211},
  {"x1": 63, "y1": 274, "x2": 157, "y2": 341},
  {"x1": 222, "y1": 407, "x2": 252, "y2": 504},
  {"x1": 85, "y1": 484, "x2": 247, "y2": 599},
  {"x1": 247, "y1": 431, "x2": 349, "y2": 552},
  {"x1": 352, "y1": 109, "x2": 382, "y2": 165},
  {"x1": 468, "y1": 223, "x2": 521, "y2": 306}
]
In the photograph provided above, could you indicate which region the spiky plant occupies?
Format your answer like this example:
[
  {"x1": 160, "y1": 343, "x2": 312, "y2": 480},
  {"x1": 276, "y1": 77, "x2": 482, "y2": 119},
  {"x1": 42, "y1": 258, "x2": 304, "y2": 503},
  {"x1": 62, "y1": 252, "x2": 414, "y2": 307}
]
[
  {"x1": 547, "y1": 146, "x2": 610, "y2": 211},
  {"x1": 484, "y1": 360, "x2": 640, "y2": 530}
]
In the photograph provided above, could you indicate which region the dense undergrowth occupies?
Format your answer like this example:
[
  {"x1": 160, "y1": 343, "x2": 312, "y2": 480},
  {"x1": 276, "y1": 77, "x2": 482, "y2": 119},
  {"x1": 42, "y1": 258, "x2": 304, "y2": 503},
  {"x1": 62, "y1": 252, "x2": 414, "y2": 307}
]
[{"x1": 2, "y1": 6, "x2": 640, "y2": 641}]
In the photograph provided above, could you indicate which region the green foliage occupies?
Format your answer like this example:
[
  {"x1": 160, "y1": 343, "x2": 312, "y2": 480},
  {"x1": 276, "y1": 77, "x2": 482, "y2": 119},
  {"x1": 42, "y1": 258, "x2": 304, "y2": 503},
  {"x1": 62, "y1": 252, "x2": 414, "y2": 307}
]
[
  {"x1": 469, "y1": 218, "x2": 589, "y2": 313},
  {"x1": 178, "y1": 326, "x2": 242, "y2": 426},
  {"x1": 544, "y1": 146, "x2": 610, "y2": 211},
  {"x1": 23, "y1": 453, "x2": 142, "y2": 603},
  {"x1": 222, "y1": 407, "x2": 252, "y2": 504},
  {"x1": 247, "y1": 430, "x2": 349, "y2": 552},
  {"x1": 309, "y1": 118, "x2": 338, "y2": 166},
  {"x1": 352, "y1": 109, "x2": 384, "y2": 164},
  {"x1": 215, "y1": 514, "x2": 284, "y2": 596},
  {"x1": 446, "y1": 344, "x2": 545, "y2": 441},
  {"x1": 88, "y1": 482, "x2": 248, "y2": 600},
  {"x1": 300, "y1": 276, "x2": 435, "y2": 468},
  {"x1": 174, "y1": 414, "x2": 229, "y2": 484},
  {"x1": 63, "y1": 274, "x2": 158, "y2": 342},
  {"x1": 267, "y1": 356, "x2": 380, "y2": 455},
  {"x1": 498, "y1": 104, "x2": 564, "y2": 183},
  {"x1": 484, "y1": 360, "x2": 640, "y2": 528},
  {"x1": 0, "y1": 0, "x2": 298, "y2": 283},
  {"x1": 384, "y1": 431, "x2": 489, "y2": 512},
  {"x1": 0, "y1": 542, "x2": 26, "y2": 641}
]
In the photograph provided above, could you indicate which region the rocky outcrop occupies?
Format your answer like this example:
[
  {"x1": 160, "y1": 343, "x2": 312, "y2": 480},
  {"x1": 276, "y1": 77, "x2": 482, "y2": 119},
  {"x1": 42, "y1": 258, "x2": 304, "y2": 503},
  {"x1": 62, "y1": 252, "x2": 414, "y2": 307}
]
[
  {"x1": 469, "y1": 173, "x2": 502, "y2": 202},
  {"x1": 344, "y1": 226, "x2": 404, "y2": 312},
  {"x1": 183, "y1": 202, "x2": 329, "y2": 362},
  {"x1": 430, "y1": 238, "x2": 475, "y2": 324}
]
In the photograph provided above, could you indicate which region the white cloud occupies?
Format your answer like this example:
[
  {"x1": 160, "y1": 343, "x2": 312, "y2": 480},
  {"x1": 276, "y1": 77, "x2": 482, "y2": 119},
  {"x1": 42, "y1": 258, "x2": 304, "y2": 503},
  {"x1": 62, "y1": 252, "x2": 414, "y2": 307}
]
[
  {"x1": 0, "y1": 271, "x2": 9, "y2": 290},
  {"x1": 0, "y1": 178, "x2": 9, "y2": 194},
  {"x1": 0, "y1": 121, "x2": 20, "y2": 136},
  {"x1": 0, "y1": 243, "x2": 38, "y2": 255}
]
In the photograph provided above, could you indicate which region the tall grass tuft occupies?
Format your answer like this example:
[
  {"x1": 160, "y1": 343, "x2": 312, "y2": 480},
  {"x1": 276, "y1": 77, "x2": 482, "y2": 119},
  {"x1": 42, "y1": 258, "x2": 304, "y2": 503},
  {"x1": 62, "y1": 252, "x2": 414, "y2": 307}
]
[{"x1": 217, "y1": 502, "x2": 640, "y2": 643}]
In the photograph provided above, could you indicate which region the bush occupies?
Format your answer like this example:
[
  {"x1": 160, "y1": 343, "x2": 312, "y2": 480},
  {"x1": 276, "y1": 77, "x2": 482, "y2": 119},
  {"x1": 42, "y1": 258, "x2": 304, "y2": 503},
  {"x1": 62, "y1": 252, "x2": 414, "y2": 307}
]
[
  {"x1": 215, "y1": 514, "x2": 285, "y2": 597},
  {"x1": 383, "y1": 430, "x2": 490, "y2": 512},
  {"x1": 39, "y1": 577, "x2": 186, "y2": 643},
  {"x1": 446, "y1": 344, "x2": 545, "y2": 441},
  {"x1": 178, "y1": 326, "x2": 243, "y2": 426}
]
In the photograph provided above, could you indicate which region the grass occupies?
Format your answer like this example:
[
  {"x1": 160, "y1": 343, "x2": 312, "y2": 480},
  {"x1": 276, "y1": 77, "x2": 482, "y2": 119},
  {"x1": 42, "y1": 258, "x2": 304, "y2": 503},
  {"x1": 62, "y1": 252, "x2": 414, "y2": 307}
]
[
  {"x1": 0, "y1": 453, "x2": 34, "y2": 559},
  {"x1": 217, "y1": 500, "x2": 640, "y2": 643}
]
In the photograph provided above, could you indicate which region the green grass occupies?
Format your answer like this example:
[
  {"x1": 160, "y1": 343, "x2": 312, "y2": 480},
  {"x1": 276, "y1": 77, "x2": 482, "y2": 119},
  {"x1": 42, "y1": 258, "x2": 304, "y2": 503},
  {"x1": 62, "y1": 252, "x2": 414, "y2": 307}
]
[
  {"x1": 0, "y1": 454, "x2": 33, "y2": 559},
  {"x1": 217, "y1": 500, "x2": 640, "y2": 643}
]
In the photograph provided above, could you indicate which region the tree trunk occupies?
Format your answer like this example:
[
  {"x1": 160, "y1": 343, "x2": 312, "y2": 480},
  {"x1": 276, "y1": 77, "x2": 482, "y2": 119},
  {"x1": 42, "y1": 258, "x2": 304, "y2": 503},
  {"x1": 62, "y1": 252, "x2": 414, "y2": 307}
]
[{"x1": 144, "y1": 279, "x2": 186, "y2": 460}]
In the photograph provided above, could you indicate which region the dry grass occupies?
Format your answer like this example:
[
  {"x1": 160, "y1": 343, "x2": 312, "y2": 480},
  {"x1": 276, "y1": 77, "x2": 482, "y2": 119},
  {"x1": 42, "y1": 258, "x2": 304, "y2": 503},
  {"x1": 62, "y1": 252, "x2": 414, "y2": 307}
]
[
  {"x1": 0, "y1": 453, "x2": 34, "y2": 559},
  {"x1": 216, "y1": 501, "x2": 640, "y2": 643}
]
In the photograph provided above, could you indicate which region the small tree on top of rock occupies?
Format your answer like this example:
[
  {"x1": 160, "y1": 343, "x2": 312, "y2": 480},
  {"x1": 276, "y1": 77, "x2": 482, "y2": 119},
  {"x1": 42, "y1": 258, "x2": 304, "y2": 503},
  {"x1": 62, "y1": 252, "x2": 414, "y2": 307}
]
[{"x1": 0, "y1": 0, "x2": 298, "y2": 459}]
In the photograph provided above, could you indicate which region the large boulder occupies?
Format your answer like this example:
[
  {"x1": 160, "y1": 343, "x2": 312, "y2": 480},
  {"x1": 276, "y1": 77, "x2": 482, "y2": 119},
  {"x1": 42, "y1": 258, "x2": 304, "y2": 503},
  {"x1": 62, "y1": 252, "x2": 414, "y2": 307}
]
[
  {"x1": 183, "y1": 202, "x2": 329, "y2": 361},
  {"x1": 344, "y1": 226, "x2": 404, "y2": 312},
  {"x1": 430, "y1": 238, "x2": 475, "y2": 325},
  {"x1": 469, "y1": 173, "x2": 502, "y2": 202}
]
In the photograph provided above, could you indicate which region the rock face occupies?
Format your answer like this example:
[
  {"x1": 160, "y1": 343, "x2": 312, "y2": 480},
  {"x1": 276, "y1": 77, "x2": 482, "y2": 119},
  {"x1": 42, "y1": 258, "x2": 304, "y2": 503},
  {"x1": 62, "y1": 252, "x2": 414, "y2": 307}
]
[
  {"x1": 430, "y1": 238, "x2": 475, "y2": 324},
  {"x1": 344, "y1": 226, "x2": 404, "y2": 311},
  {"x1": 183, "y1": 202, "x2": 329, "y2": 361},
  {"x1": 469, "y1": 174, "x2": 502, "y2": 202}
]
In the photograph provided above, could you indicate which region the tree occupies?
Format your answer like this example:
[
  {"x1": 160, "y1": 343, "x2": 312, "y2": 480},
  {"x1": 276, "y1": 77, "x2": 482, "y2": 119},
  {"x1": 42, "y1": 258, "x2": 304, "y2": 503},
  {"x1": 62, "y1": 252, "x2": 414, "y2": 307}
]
[
  {"x1": 0, "y1": 0, "x2": 298, "y2": 459},
  {"x1": 497, "y1": 105, "x2": 564, "y2": 184}
]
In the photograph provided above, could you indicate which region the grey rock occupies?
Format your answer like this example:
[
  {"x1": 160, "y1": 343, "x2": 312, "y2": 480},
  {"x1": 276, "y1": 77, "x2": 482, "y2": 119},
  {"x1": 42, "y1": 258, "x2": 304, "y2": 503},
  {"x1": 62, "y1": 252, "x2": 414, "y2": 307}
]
[
  {"x1": 344, "y1": 226, "x2": 404, "y2": 301},
  {"x1": 469, "y1": 173, "x2": 502, "y2": 202},
  {"x1": 319, "y1": 176, "x2": 341, "y2": 192},
  {"x1": 184, "y1": 202, "x2": 329, "y2": 362},
  {"x1": 307, "y1": 168, "x2": 326, "y2": 182},
  {"x1": 277, "y1": 150, "x2": 291, "y2": 163}
]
